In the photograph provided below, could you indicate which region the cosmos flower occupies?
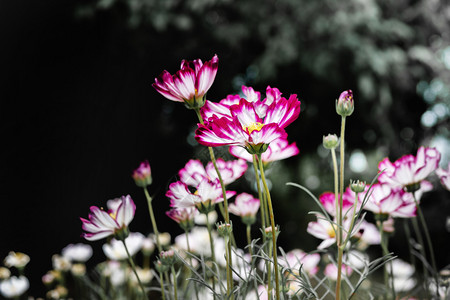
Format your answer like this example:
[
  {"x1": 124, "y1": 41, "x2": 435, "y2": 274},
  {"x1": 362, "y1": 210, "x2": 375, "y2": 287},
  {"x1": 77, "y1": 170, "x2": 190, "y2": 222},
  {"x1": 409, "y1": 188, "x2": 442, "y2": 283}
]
[
  {"x1": 319, "y1": 187, "x2": 361, "y2": 218},
  {"x1": 279, "y1": 249, "x2": 320, "y2": 276},
  {"x1": 0, "y1": 276, "x2": 29, "y2": 298},
  {"x1": 132, "y1": 160, "x2": 152, "y2": 187},
  {"x1": 324, "y1": 263, "x2": 353, "y2": 281},
  {"x1": 102, "y1": 232, "x2": 145, "y2": 261},
  {"x1": 152, "y1": 55, "x2": 219, "y2": 109},
  {"x1": 61, "y1": 243, "x2": 93, "y2": 263},
  {"x1": 378, "y1": 146, "x2": 440, "y2": 191},
  {"x1": 229, "y1": 137, "x2": 299, "y2": 163},
  {"x1": 178, "y1": 158, "x2": 247, "y2": 187},
  {"x1": 228, "y1": 193, "x2": 260, "y2": 225},
  {"x1": 307, "y1": 216, "x2": 354, "y2": 249},
  {"x1": 362, "y1": 184, "x2": 416, "y2": 218},
  {"x1": 436, "y1": 162, "x2": 450, "y2": 190},
  {"x1": 80, "y1": 195, "x2": 136, "y2": 241},
  {"x1": 196, "y1": 96, "x2": 300, "y2": 154},
  {"x1": 166, "y1": 207, "x2": 199, "y2": 230},
  {"x1": 335, "y1": 90, "x2": 354, "y2": 117},
  {"x1": 3, "y1": 252, "x2": 30, "y2": 269}
]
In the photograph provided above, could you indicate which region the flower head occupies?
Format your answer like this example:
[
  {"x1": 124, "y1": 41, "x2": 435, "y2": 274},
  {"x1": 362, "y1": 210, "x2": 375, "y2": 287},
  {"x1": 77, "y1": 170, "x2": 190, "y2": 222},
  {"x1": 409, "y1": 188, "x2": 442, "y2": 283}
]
[
  {"x1": 279, "y1": 249, "x2": 320, "y2": 276},
  {"x1": 362, "y1": 184, "x2": 416, "y2": 218},
  {"x1": 323, "y1": 134, "x2": 339, "y2": 149},
  {"x1": 132, "y1": 160, "x2": 152, "y2": 187},
  {"x1": 436, "y1": 162, "x2": 450, "y2": 190},
  {"x1": 166, "y1": 207, "x2": 199, "y2": 231},
  {"x1": 61, "y1": 243, "x2": 93, "y2": 263},
  {"x1": 378, "y1": 146, "x2": 440, "y2": 191},
  {"x1": 336, "y1": 89, "x2": 354, "y2": 117},
  {"x1": 0, "y1": 276, "x2": 29, "y2": 298},
  {"x1": 80, "y1": 195, "x2": 136, "y2": 241},
  {"x1": 324, "y1": 263, "x2": 353, "y2": 281},
  {"x1": 102, "y1": 232, "x2": 145, "y2": 260},
  {"x1": 152, "y1": 55, "x2": 219, "y2": 109},
  {"x1": 3, "y1": 252, "x2": 30, "y2": 269},
  {"x1": 228, "y1": 193, "x2": 260, "y2": 225}
]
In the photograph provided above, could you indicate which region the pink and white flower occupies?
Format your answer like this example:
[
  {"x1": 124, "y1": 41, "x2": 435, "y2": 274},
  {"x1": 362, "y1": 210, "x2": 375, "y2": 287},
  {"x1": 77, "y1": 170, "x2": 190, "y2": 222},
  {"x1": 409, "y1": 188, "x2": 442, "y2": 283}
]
[
  {"x1": 196, "y1": 96, "x2": 300, "y2": 154},
  {"x1": 229, "y1": 137, "x2": 299, "y2": 163},
  {"x1": 436, "y1": 162, "x2": 450, "y2": 190},
  {"x1": 324, "y1": 263, "x2": 353, "y2": 280},
  {"x1": 178, "y1": 158, "x2": 247, "y2": 187},
  {"x1": 319, "y1": 187, "x2": 361, "y2": 218},
  {"x1": 378, "y1": 146, "x2": 441, "y2": 190},
  {"x1": 307, "y1": 216, "x2": 353, "y2": 249},
  {"x1": 335, "y1": 90, "x2": 354, "y2": 117},
  {"x1": 166, "y1": 179, "x2": 235, "y2": 213},
  {"x1": 80, "y1": 195, "x2": 136, "y2": 241},
  {"x1": 152, "y1": 55, "x2": 219, "y2": 109},
  {"x1": 166, "y1": 207, "x2": 199, "y2": 230},
  {"x1": 132, "y1": 160, "x2": 152, "y2": 187},
  {"x1": 362, "y1": 184, "x2": 416, "y2": 218},
  {"x1": 228, "y1": 193, "x2": 260, "y2": 224},
  {"x1": 279, "y1": 249, "x2": 320, "y2": 276}
]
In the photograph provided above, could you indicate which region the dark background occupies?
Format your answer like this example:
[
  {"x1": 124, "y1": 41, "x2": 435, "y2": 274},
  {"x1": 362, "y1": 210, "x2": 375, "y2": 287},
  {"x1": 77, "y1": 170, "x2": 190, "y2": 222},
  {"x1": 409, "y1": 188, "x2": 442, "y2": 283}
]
[{"x1": 1, "y1": 0, "x2": 449, "y2": 297}]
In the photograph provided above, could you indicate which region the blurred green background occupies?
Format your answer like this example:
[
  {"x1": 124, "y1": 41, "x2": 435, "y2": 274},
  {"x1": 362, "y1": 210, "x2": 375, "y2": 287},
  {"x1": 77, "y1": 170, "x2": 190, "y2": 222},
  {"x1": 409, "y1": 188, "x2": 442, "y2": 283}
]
[{"x1": 1, "y1": 0, "x2": 449, "y2": 296}]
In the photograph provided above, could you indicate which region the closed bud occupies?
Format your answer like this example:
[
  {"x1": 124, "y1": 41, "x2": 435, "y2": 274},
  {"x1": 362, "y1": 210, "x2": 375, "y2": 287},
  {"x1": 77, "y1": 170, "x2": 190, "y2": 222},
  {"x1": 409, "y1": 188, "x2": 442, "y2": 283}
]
[
  {"x1": 336, "y1": 90, "x2": 354, "y2": 117},
  {"x1": 216, "y1": 222, "x2": 233, "y2": 237},
  {"x1": 132, "y1": 160, "x2": 152, "y2": 187},
  {"x1": 154, "y1": 260, "x2": 169, "y2": 273},
  {"x1": 159, "y1": 249, "x2": 176, "y2": 266},
  {"x1": 350, "y1": 180, "x2": 366, "y2": 193},
  {"x1": 323, "y1": 134, "x2": 339, "y2": 149}
]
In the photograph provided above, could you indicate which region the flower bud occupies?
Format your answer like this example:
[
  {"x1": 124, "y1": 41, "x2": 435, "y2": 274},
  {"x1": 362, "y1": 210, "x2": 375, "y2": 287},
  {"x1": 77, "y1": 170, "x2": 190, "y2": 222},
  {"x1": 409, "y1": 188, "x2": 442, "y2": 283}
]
[
  {"x1": 216, "y1": 222, "x2": 233, "y2": 237},
  {"x1": 350, "y1": 180, "x2": 366, "y2": 193},
  {"x1": 323, "y1": 134, "x2": 339, "y2": 149},
  {"x1": 159, "y1": 249, "x2": 176, "y2": 266},
  {"x1": 154, "y1": 260, "x2": 169, "y2": 273},
  {"x1": 263, "y1": 226, "x2": 280, "y2": 240},
  {"x1": 132, "y1": 160, "x2": 152, "y2": 187},
  {"x1": 336, "y1": 90, "x2": 354, "y2": 117}
]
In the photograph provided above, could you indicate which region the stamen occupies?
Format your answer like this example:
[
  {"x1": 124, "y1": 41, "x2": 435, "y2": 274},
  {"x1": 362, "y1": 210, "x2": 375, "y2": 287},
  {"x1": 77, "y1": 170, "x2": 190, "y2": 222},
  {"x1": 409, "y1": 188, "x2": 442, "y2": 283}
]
[{"x1": 243, "y1": 122, "x2": 264, "y2": 134}]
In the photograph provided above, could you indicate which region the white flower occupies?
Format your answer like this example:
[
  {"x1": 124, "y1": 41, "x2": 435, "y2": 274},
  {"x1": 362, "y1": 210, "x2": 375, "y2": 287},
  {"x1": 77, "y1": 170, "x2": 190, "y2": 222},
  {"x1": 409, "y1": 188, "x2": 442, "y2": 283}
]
[
  {"x1": 52, "y1": 254, "x2": 72, "y2": 271},
  {"x1": 61, "y1": 243, "x2": 93, "y2": 262},
  {"x1": 102, "y1": 232, "x2": 145, "y2": 260},
  {"x1": 194, "y1": 210, "x2": 218, "y2": 225},
  {"x1": 0, "y1": 276, "x2": 29, "y2": 298},
  {"x1": 4, "y1": 252, "x2": 30, "y2": 268}
]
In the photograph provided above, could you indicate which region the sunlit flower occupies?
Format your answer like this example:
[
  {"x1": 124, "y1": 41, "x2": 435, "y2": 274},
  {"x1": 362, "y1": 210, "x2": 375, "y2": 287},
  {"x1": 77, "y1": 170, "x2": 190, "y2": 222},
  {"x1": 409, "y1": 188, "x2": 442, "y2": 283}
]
[
  {"x1": 166, "y1": 179, "x2": 235, "y2": 213},
  {"x1": 0, "y1": 276, "x2": 29, "y2": 298},
  {"x1": 178, "y1": 158, "x2": 247, "y2": 187},
  {"x1": 336, "y1": 89, "x2": 354, "y2": 117},
  {"x1": 102, "y1": 232, "x2": 145, "y2": 261},
  {"x1": 166, "y1": 207, "x2": 199, "y2": 230},
  {"x1": 61, "y1": 243, "x2": 93, "y2": 262},
  {"x1": 196, "y1": 95, "x2": 300, "y2": 154},
  {"x1": 3, "y1": 252, "x2": 30, "y2": 269},
  {"x1": 132, "y1": 160, "x2": 152, "y2": 187},
  {"x1": 378, "y1": 146, "x2": 440, "y2": 191},
  {"x1": 324, "y1": 263, "x2": 353, "y2": 280},
  {"x1": 229, "y1": 137, "x2": 299, "y2": 163},
  {"x1": 80, "y1": 195, "x2": 136, "y2": 241},
  {"x1": 362, "y1": 184, "x2": 416, "y2": 218},
  {"x1": 436, "y1": 162, "x2": 450, "y2": 190},
  {"x1": 307, "y1": 216, "x2": 354, "y2": 249},
  {"x1": 279, "y1": 249, "x2": 320, "y2": 276},
  {"x1": 228, "y1": 193, "x2": 260, "y2": 225},
  {"x1": 152, "y1": 54, "x2": 219, "y2": 109}
]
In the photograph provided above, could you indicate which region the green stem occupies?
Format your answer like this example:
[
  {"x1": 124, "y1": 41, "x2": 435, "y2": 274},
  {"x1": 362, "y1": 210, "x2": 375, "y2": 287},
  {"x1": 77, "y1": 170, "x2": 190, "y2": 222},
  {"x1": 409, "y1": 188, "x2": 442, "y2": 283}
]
[
  {"x1": 185, "y1": 229, "x2": 199, "y2": 300},
  {"x1": 195, "y1": 108, "x2": 233, "y2": 296},
  {"x1": 171, "y1": 265, "x2": 178, "y2": 300},
  {"x1": 121, "y1": 240, "x2": 148, "y2": 300},
  {"x1": 411, "y1": 216, "x2": 429, "y2": 293},
  {"x1": 252, "y1": 155, "x2": 266, "y2": 240},
  {"x1": 258, "y1": 154, "x2": 280, "y2": 300},
  {"x1": 143, "y1": 187, "x2": 162, "y2": 253},
  {"x1": 335, "y1": 116, "x2": 346, "y2": 300},
  {"x1": 413, "y1": 194, "x2": 439, "y2": 295},
  {"x1": 246, "y1": 224, "x2": 253, "y2": 257},
  {"x1": 205, "y1": 213, "x2": 216, "y2": 299},
  {"x1": 377, "y1": 219, "x2": 395, "y2": 299},
  {"x1": 159, "y1": 272, "x2": 166, "y2": 300}
]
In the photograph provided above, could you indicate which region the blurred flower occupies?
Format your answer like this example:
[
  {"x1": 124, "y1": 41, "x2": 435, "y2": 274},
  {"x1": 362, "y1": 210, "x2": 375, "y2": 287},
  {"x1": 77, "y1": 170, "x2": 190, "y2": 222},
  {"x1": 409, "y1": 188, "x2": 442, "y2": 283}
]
[
  {"x1": 175, "y1": 227, "x2": 222, "y2": 257},
  {"x1": 378, "y1": 146, "x2": 440, "y2": 192},
  {"x1": 0, "y1": 276, "x2": 29, "y2": 298},
  {"x1": 336, "y1": 89, "x2": 354, "y2": 117},
  {"x1": 195, "y1": 95, "x2": 300, "y2": 154},
  {"x1": 324, "y1": 263, "x2": 353, "y2": 281},
  {"x1": 355, "y1": 220, "x2": 381, "y2": 249},
  {"x1": 80, "y1": 195, "x2": 136, "y2": 241},
  {"x1": 3, "y1": 252, "x2": 30, "y2": 269},
  {"x1": 166, "y1": 207, "x2": 198, "y2": 230},
  {"x1": 152, "y1": 54, "x2": 219, "y2": 109},
  {"x1": 70, "y1": 263, "x2": 86, "y2": 277},
  {"x1": 42, "y1": 272, "x2": 57, "y2": 285},
  {"x1": 0, "y1": 267, "x2": 10, "y2": 280},
  {"x1": 343, "y1": 250, "x2": 369, "y2": 270},
  {"x1": 178, "y1": 158, "x2": 247, "y2": 187},
  {"x1": 389, "y1": 259, "x2": 416, "y2": 292},
  {"x1": 228, "y1": 193, "x2": 260, "y2": 225},
  {"x1": 279, "y1": 249, "x2": 320, "y2": 276},
  {"x1": 61, "y1": 243, "x2": 93, "y2": 262},
  {"x1": 436, "y1": 162, "x2": 450, "y2": 190},
  {"x1": 101, "y1": 261, "x2": 126, "y2": 286},
  {"x1": 150, "y1": 232, "x2": 171, "y2": 247},
  {"x1": 102, "y1": 232, "x2": 145, "y2": 260},
  {"x1": 132, "y1": 160, "x2": 152, "y2": 187},
  {"x1": 141, "y1": 236, "x2": 156, "y2": 255},
  {"x1": 47, "y1": 285, "x2": 68, "y2": 300},
  {"x1": 229, "y1": 137, "x2": 299, "y2": 163},
  {"x1": 130, "y1": 267, "x2": 153, "y2": 285},
  {"x1": 194, "y1": 210, "x2": 217, "y2": 225},
  {"x1": 52, "y1": 254, "x2": 71, "y2": 271},
  {"x1": 307, "y1": 216, "x2": 354, "y2": 249},
  {"x1": 160, "y1": 249, "x2": 176, "y2": 266},
  {"x1": 167, "y1": 179, "x2": 235, "y2": 214}
]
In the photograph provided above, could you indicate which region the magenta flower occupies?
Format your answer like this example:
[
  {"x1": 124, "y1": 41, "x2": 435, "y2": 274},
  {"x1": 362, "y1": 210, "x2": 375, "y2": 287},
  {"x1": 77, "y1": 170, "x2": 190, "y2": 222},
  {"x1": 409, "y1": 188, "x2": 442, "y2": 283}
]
[
  {"x1": 228, "y1": 193, "x2": 260, "y2": 225},
  {"x1": 166, "y1": 207, "x2": 199, "y2": 230},
  {"x1": 166, "y1": 179, "x2": 235, "y2": 214},
  {"x1": 229, "y1": 137, "x2": 299, "y2": 163},
  {"x1": 361, "y1": 184, "x2": 416, "y2": 218},
  {"x1": 378, "y1": 146, "x2": 441, "y2": 191},
  {"x1": 152, "y1": 55, "x2": 219, "y2": 109},
  {"x1": 178, "y1": 158, "x2": 247, "y2": 187},
  {"x1": 336, "y1": 89, "x2": 354, "y2": 117},
  {"x1": 319, "y1": 187, "x2": 361, "y2": 218},
  {"x1": 196, "y1": 96, "x2": 300, "y2": 154},
  {"x1": 132, "y1": 160, "x2": 152, "y2": 187},
  {"x1": 80, "y1": 195, "x2": 136, "y2": 241},
  {"x1": 436, "y1": 162, "x2": 450, "y2": 190}
]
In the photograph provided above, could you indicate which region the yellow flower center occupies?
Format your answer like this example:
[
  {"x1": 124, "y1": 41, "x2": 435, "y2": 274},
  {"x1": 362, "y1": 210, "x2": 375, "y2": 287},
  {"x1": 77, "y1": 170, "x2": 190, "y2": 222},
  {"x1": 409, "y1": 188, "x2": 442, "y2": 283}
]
[
  {"x1": 109, "y1": 211, "x2": 117, "y2": 220},
  {"x1": 243, "y1": 122, "x2": 264, "y2": 134},
  {"x1": 327, "y1": 224, "x2": 337, "y2": 238}
]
